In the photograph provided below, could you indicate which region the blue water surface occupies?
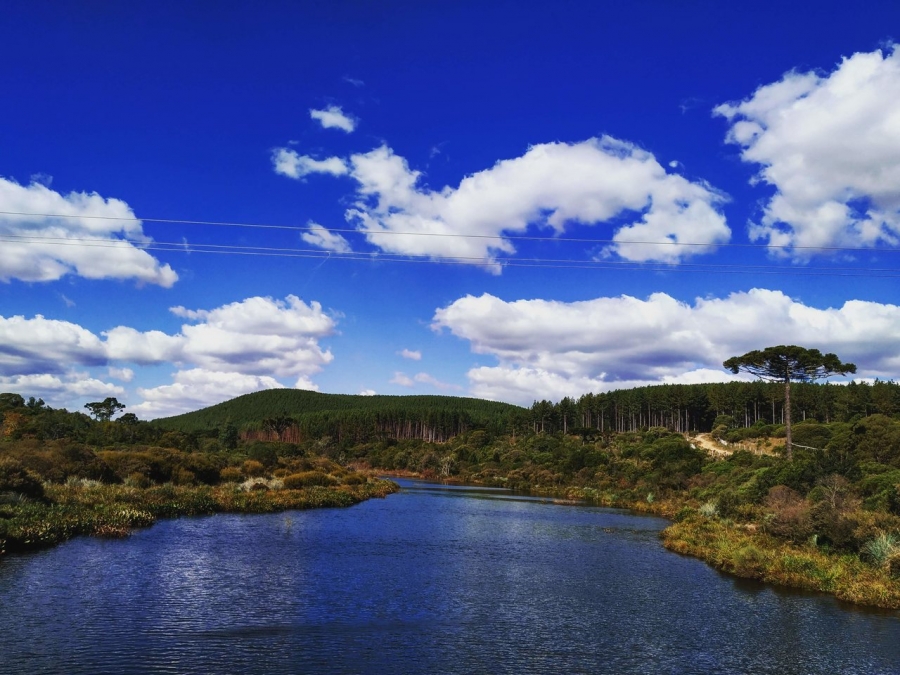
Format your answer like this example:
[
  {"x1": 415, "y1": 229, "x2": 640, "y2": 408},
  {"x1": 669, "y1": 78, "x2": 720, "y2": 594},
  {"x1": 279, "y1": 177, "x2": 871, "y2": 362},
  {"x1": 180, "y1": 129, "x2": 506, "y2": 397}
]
[{"x1": 1, "y1": 479, "x2": 898, "y2": 674}]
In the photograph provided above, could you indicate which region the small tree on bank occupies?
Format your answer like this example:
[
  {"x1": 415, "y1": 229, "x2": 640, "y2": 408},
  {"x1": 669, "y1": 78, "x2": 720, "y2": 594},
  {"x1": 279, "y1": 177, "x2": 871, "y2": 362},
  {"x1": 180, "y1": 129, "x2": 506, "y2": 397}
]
[{"x1": 723, "y1": 346, "x2": 856, "y2": 460}]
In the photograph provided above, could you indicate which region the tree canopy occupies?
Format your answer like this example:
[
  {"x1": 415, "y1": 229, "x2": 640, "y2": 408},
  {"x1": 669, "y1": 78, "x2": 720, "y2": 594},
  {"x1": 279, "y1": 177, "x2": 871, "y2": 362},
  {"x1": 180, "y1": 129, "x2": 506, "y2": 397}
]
[
  {"x1": 723, "y1": 346, "x2": 857, "y2": 384},
  {"x1": 724, "y1": 345, "x2": 856, "y2": 460}
]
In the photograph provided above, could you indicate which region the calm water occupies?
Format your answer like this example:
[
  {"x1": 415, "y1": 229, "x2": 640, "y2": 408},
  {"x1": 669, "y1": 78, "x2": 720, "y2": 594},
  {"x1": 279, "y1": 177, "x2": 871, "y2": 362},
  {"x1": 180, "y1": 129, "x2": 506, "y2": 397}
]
[{"x1": 1, "y1": 480, "x2": 899, "y2": 674}]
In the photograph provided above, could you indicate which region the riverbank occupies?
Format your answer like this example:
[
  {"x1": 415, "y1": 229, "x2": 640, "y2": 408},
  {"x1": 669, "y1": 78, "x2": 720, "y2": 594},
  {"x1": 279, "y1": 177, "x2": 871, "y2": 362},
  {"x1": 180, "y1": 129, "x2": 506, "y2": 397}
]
[
  {"x1": 388, "y1": 475, "x2": 900, "y2": 610},
  {"x1": 563, "y1": 488, "x2": 900, "y2": 609},
  {"x1": 0, "y1": 478, "x2": 399, "y2": 556}
]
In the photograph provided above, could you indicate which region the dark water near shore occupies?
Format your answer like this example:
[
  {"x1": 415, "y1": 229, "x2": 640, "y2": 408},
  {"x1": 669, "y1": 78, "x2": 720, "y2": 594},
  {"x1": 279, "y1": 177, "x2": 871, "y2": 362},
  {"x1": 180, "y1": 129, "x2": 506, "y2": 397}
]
[{"x1": 1, "y1": 480, "x2": 899, "y2": 674}]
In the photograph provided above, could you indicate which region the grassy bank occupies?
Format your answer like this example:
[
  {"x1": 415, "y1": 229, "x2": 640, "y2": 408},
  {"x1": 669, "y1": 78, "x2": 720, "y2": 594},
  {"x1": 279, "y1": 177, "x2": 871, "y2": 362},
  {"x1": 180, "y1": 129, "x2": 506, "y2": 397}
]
[
  {"x1": 0, "y1": 478, "x2": 398, "y2": 555},
  {"x1": 661, "y1": 515, "x2": 900, "y2": 609}
]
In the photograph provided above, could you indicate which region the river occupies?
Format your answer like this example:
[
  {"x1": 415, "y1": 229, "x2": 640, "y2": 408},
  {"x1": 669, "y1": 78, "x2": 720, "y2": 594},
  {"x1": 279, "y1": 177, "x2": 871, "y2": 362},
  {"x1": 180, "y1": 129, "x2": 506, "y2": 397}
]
[{"x1": 1, "y1": 479, "x2": 898, "y2": 674}]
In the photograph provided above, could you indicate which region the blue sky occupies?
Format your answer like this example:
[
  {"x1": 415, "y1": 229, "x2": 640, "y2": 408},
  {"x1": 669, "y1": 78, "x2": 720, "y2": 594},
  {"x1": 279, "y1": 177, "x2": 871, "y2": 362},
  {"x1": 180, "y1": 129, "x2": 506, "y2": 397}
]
[{"x1": 2, "y1": 1, "x2": 900, "y2": 418}]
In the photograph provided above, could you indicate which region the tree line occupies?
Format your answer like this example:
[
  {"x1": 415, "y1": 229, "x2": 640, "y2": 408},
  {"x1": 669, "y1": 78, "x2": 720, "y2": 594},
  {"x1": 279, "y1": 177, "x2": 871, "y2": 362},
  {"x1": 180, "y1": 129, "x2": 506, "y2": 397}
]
[
  {"x1": 3, "y1": 379, "x2": 898, "y2": 451},
  {"x1": 528, "y1": 379, "x2": 898, "y2": 438}
]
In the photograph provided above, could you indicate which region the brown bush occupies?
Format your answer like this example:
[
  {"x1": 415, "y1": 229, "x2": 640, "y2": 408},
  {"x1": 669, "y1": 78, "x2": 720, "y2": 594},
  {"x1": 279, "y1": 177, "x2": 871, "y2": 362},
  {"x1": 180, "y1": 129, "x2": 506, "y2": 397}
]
[
  {"x1": 171, "y1": 467, "x2": 196, "y2": 485},
  {"x1": 125, "y1": 472, "x2": 152, "y2": 489},
  {"x1": 219, "y1": 466, "x2": 243, "y2": 483},
  {"x1": 242, "y1": 460, "x2": 265, "y2": 477},
  {"x1": 763, "y1": 485, "x2": 813, "y2": 543},
  {"x1": 283, "y1": 471, "x2": 337, "y2": 489}
]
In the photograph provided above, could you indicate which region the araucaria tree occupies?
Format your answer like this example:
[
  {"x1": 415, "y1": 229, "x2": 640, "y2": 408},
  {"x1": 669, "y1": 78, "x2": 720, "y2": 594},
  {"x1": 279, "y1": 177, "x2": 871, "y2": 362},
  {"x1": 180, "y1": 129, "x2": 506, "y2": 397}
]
[{"x1": 723, "y1": 346, "x2": 856, "y2": 460}]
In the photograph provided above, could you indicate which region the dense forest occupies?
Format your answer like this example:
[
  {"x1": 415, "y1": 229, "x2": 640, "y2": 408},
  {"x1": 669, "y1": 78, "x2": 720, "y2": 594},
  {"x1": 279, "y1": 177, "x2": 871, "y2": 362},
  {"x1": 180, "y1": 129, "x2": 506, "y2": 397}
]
[{"x1": 152, "y1": 390, "x2": 522, "y2": 444}]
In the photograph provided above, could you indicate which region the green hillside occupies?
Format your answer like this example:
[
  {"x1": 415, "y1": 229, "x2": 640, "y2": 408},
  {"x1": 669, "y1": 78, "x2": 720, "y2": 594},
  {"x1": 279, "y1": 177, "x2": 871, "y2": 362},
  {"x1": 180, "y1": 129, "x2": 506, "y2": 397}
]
[{"x1": 151, "y1": 389, "x2": 523, "y2": 441}]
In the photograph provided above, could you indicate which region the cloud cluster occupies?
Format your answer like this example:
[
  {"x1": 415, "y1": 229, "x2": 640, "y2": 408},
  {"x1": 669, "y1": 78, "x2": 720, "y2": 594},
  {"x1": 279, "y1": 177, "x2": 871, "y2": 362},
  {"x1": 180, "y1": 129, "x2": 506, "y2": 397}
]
[
  {"x1": 0, "y1": 177, "x2": 177, "y2": 286},
  {"x1": 274, "y1": 137, "x2": 730, "y2": 266},
  {"x1": 432, "y1": 289, "x2": 900, "y2": 405},
  {"x1": 716, "y1": 45, "x2": 900, "y2": 256},
  {"x1": 0, "y1": 295, "x2": 337, "y2": 418},
  {"x1": 344, "y1": 138, "x2": 729, "y2": 266}
]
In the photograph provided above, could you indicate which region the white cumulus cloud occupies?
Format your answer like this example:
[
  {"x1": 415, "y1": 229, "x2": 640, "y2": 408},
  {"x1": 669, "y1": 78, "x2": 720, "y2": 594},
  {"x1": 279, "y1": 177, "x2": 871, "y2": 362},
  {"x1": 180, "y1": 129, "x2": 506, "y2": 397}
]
[
  {"x1": 310, "y1": 105, "x2": 357, "y2": 133},
  {"x1": 0, "y1": 373, "x2": 124, "y2": 408},
  {"x1": 0, "y1": 314, "x2": 106, "y2": 375},
  {"x1": 272, "y1": 148, "x2": 348, "y2": 179},
  {"x1": 343, "y1": 137, "x2": 729, "y2": 266},
  {"x1": 0, "y1": 176, "x2": 177, "y2": 286},
  {"x1": 131, "y1": 369, "x2": 285, "y2": 419},
  {"x1": 715, "y1": 45, "x2": 900, "y2": 257},
  {"x1": 0, "y1": 294, "x2": 338, "y2": 418},
  {"x1": 433, "y1": 289, "x2": 900, "y2": 405},
  {"x1": 399, "y1": 348, "x2": 422, "y2": 360}
]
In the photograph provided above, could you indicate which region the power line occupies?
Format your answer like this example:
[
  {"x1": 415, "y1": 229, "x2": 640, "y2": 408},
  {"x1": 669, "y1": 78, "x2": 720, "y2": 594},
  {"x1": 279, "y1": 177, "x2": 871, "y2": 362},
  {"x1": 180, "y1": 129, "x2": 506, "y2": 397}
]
[
  {"x1": 2, "y1": 209, "x2": 899, "y2": 254},
  {"x1": 3, "y1": 232, "x2": 900, "y2": 278}
]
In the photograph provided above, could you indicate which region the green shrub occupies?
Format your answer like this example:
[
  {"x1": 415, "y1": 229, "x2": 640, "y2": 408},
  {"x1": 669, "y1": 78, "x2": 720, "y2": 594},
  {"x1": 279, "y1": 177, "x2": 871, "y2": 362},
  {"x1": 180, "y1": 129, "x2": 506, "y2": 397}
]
[
  {"x1": 673, "y1": 506, "x2": 694, "y2": 522},
  {"x1": 732, "y1": 544, "x2": 767, "y2": 576}
]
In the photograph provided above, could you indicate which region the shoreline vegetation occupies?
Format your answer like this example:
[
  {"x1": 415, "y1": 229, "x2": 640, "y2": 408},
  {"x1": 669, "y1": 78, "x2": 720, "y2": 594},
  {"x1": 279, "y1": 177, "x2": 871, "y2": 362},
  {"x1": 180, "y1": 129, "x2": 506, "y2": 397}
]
[
  {"x1": 0, "y1": 474, "x2": 399, "y2": 556},
  {"x1": 3, "y1": 383, "x2": 900, "y2": 609}
]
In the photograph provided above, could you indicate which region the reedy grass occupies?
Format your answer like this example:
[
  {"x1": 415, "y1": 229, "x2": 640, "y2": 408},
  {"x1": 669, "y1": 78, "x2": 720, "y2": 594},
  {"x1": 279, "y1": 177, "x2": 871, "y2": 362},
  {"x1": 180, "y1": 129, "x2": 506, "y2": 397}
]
[{"x1": 863, "y1": 532, "x2": 899, "y2": 568}]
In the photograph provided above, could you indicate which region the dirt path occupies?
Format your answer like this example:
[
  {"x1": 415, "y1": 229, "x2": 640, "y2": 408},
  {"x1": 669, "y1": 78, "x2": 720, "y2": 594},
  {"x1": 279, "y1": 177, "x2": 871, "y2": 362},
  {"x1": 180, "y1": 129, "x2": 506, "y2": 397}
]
[
  {"x1": 690, "y1": 433, "x2": 732, "y2": 458},
  {"x1": 689, "y1": 433, "x2": 778, "y2": 458}
]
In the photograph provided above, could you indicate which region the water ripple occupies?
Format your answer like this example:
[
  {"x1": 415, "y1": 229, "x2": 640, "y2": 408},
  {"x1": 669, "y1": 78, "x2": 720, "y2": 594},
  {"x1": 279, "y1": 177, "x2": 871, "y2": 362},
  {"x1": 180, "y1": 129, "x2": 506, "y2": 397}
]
[{"x1": 1, "y1": 480, "x2": 898, "y2": 674}]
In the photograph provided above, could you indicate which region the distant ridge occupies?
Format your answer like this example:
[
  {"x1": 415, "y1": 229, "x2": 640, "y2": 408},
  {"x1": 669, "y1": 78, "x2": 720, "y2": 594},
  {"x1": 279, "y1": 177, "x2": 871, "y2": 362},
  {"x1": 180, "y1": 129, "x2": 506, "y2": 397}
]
[{"x1": 151, "y1": 389, "x2": 523, "y2": 440}]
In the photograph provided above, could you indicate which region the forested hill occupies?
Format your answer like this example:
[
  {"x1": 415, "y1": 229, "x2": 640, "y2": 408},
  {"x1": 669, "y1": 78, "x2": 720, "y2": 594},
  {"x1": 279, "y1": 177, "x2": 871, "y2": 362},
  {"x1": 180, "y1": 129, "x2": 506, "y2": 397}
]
[{"x1": 151, "y1": 389, "x2": 523, "y2": 442}]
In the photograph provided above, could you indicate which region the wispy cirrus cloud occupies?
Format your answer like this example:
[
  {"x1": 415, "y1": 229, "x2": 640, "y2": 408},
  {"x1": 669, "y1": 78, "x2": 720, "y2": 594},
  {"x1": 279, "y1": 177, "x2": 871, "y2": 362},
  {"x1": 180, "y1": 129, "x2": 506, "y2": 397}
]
[{"x1": 301, "y1": 222, "x2": 352, "y2": 253}]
